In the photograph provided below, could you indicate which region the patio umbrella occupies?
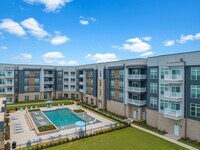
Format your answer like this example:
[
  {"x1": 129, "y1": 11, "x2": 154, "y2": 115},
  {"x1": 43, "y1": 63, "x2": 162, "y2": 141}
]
[{"x1": 45, "y1": 99, "x2": 53, "y2": 104}]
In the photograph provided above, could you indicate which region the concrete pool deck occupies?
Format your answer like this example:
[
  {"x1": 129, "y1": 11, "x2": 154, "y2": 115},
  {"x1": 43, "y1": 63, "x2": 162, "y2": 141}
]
[{"x1": 8, "y1": 104, "x2": 114, "y2": 147}]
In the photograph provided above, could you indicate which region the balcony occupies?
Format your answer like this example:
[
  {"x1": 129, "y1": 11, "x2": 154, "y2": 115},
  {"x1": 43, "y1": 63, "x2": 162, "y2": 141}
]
[
  {"x1": 164, "y1": 91, "x2": 182, "y2": 100},
  {"x1": 44, "y1": 88, "x2": 53, "y2": 91},
  {"x1": 6, "y1": 90, "x2": 14, "y2": 94},
  {"x1": 79, "y1": 89, "x2": 84, "y2": 92},
  {"x1": 44, "y1": 81, "x2": 54, "y2": 84},
  {"x1": 128, "y1": 74, "x2": 146, "y2": 80},
  {"x1": 128, "y1": 87, "x2": 146, "y2": 93},
  {"x1": 79, "y1": 74, "x2": 84, "y2": 78},
  {"x1": 5, "y1": 82, "x2": 14, "y2": 86},
  {"x1": 79, "y1": 81, "x2": 84, "y2": 85},
  {"x1": 164, "y1": 74, "x2": 183, "y2": 81},
  {"x1": 164, "y1": 108, "x2": 183, "y2": 120},
  {"x1": 44, "y1": 74, "x2": 54, "y2": 77},
  {"x1": 127, "y1": 98, "x2": 146, "y2": 106}
]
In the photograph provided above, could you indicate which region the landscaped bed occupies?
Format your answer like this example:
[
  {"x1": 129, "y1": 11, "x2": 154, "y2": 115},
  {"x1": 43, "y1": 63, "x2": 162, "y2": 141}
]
[
  {"x1": 38, "y1": 124, "x2": 57, "y2": 132},
  {"x1": 45, "y1": 127, "x2": 186, "y2": 150},
  {"x1": 73, "y1": 109, "x2": 85, "y2": 113},
  {"x1": 6, "y1": 99, "x2": 74, "y2": 111}
]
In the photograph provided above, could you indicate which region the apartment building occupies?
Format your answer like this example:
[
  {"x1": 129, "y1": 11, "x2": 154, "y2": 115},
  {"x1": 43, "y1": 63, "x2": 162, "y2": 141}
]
[
  {"x1": 0, "y1": 97, "x2": 6, "y2": 150},
  {"x1": 146, "y1": 51, "x2": 200, "y2": 141},
  {"x1": 0, "y1": 50, "x2": 199, "y2": 141}
]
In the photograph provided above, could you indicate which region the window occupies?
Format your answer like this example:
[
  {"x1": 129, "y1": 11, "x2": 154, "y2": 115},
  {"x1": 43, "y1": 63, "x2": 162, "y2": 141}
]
[
  {"x1": 35, "y1": 85, "x2": 39, "y2": 92},
  {"x1": 7, "y1": 87, "x2": 13, "y2": 92},
  {"x1": 191, "y1": 67, "x2": 200, "y2": 80},
  {"x1": 6, "y1": 71, "x2": 13, "y2": 76},
  {"x1": 24, "y1": 78, "x2": 29, "y2": 84},
  {"x1": 24, "y1": 86, "x2": 29, "y2": 92},
  {"x1": 57, "y1": 71, "x2": 62, "y2": 77},
  {"x1": 35, "y1": 71, "x2": 40, "y2": 77},
  {"x1": 100, "y1": 71, "x2": 102, "y2": 77},
  {"x1": 150, "y1": 68, "x2": 157, "y2": 79},
  {"x1": 119, "y1": 81, "x2": 124, "y2": 89},
  {"x1": 119, "y1": 70, "x2": 124, "y2": 78},
  {"x1": 160, "y1": 100, "x2": 168, "y2": 110},
  {"x1": 111, "y1": 80, "x2": 115, "y2": 88},
  {"x1": 91, "y1": 98, "x2": 94, "y2": 105},
  {"x1": 0, "y1": 79, "x2": 5, "y2": 84},
  {"x1": 64, "y1": 78, "x2": 68, "y2": 82},
  {"x1": 160, "y1": 84, "x2": 169, "y2": 94},
  {"x1": 0, "y1": 70, "x2": 5, "y2": 76},
  {"x1": 100, "y1": 80, "x2": 101, "y2": 86},
  {"x1": 110, "y1": 91, "x2": 115, "y2": 99},
  {"x1": 64, "y1": 85, "x2": 68, "y2": 89},
  {"x1": 64, "y1": 72, "x2": 69, "y2": 76},
  {"x1": 71, "y1": 85, "x2": 75, "y2": 89},
  {"x1": 44, "y1": 94, "x2": 48, "y2": 99},
  {"x1": 24, "y1": 71, "x2": 30, "y2": 77},
  {"x1": 71, "y1": 93, "x2": 75, "y2": 98},
  {"x1": 34, "y1": 78, "x2": 39, "y2": 84},
  {"x1": 172, "y1": 86, "x2": 180, "y2": 93},
  {"x1": 150, "y1": 97, "x2": 157, "y2": 108},
  {"x1": 0, "y1": 87, "x2": 5, "y2": 93},
  {"x1": 190, "y1": 103, "x2": 200, "y2": 118},
  {"x1": 161, "y1": 68, "x2": 168, "y2": 79},
  {"x1": 172, "y1": 68, "x2": 181, "y2": 79},
  {"x1": 111, "y1": 70, "x2": 115, "y2": 78},
  {"x1": 6, "y1": 96, "x2": 12, "y2": 103},
  {"x1": 71, "y1": 78, "x2": 75, "y2": 83},
  {"x1": 25, "y1": 95, "x2": 29, "y2": 101},
  {"x1": 119, "y1": 92, "x2": 124, "y2": 101},
  {"x1": 191, "y1": 85, "x2": 200, "y2": 99},
  {"x1": 71, "y1": 72, "x2": 75, "y2": 76},
  {"x1": 150, "y1": 83, "x2": 157, "y2": 93},
  {"x1": 35, "y1": 95, "x2": 39, "y2": 100}
]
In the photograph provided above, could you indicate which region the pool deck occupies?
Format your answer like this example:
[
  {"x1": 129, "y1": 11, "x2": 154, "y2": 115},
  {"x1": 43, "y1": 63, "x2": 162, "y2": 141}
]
[{"x1": 8, "y1": 104, "x2": 114, "y2": 147}]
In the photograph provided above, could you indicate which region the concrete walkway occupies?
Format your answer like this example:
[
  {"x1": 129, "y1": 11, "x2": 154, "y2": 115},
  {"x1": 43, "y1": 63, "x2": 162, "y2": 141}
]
[{"x1": 131, "y1": 124, "x2": 198, "y2": 150}]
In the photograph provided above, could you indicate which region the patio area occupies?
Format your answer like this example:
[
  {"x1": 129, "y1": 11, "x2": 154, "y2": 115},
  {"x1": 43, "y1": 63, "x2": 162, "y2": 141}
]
[{"x1": 8, "y1": 104, "x2": 114, "y2": 148}]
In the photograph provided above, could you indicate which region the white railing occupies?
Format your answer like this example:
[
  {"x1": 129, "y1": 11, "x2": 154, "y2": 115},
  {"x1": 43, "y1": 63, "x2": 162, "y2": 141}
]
[
  {"x1": 79, "y1": 89, "x2": 84, "y2": 92},
  {"x1": 79, "y1": 81, "x2": 84, "y2": 85},
  {"x1": 44, "y1": 81, "x2": 54, "y2": 84},
  {"x1": 6, "y1": 90, "x2": 14, "y2": 94},
  {"x1": 44, "y1": 74, "x2": 53, "y2": 77},
  {"x1": 164, "y1": 91, "x2": 182, "y2": 99},
  {"x1": 164, "y1": 74, "x2": 183, "y2": 81},
  {"x1": 127, "y1": 99, "x2": 146, "y2": 106},
  {"x1": 164, "y1": 108, "x2": 183, "y2": 120},
  {"x1": 79, "y1": 74, "x2": 84, "y2": 78},
  {"x1": 128, "y1": 74, "x2": 146, "y2": 80},
  {"x1": 128, "y1": 87, "x2": 146, "y2": 92},
  {"x1": 44, "y1": 88, "x2": 53, "y2": 91},
  {"x1": 5, "y1": 82, "x2": 14, "y2": 86}
]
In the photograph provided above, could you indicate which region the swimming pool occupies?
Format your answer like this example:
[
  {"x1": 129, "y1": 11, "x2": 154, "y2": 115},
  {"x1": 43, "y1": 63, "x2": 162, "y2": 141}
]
[{"x1": 43, "y1": 108, "x2": 84, "y2": 127}]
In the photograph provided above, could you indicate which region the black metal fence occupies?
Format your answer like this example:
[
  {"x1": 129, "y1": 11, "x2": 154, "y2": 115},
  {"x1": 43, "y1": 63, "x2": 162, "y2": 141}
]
[{"x1": 12, "y1": 123, "x2": 126, "y2": 150}]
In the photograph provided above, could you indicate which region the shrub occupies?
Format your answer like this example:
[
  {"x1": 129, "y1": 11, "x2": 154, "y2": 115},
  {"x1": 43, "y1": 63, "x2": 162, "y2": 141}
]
[
  {"x1": 73, "y1": 109, "x2": 85, "y2": 113},
  {"x1": 38, "y1": 124, "x2": 56, "y2": 132}
]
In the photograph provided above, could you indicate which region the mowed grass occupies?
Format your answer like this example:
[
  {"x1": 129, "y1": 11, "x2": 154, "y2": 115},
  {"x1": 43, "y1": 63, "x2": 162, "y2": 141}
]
[{"x1": 46, "y1": 127, "x2": 186, "y2": 150}]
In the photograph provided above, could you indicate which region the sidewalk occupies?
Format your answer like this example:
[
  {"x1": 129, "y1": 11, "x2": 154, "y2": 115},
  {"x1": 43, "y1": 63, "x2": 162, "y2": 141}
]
[{"x1": 131, "y1": 124, "x2": 198, "y2": 150}]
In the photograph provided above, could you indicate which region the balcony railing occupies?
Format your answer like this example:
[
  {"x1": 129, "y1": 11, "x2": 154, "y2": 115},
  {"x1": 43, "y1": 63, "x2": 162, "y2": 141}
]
[
  {"x1": 44, "y1": 88, "x2": 53, "y2": 91},
  {"x1": 79, "y1": 74, "x2": 84, "y2": 78},
  {"x1": 164, "y1": 74, "x2": 183, "y2": 81},
  {"x1": 163, "y1": 108, "x2": 183, "y2": 120},
  {"x1": 79, "y1": 81, "x2": 84, "y2": 85},
  {"x1": 128, "y1": 87, "x2": 146, "y2": 92},
  {"x1": 164, "y1": 91, "x2": 182, "y2": 99},
  {"x1": 6, "y1": 90, "x2": 14, "y2": 94},
  {"x1": 79, "y1": 89, "x2": 84, "y2": 92},
  {"x1": 44, "y1": 81, "x2": 54, "y2": 84},
  {"x1": 127, "y1": 98, "x2": 146, "y2": 106},
  {"x1": 128, "y1": 74, "x2": 146, "y2": 80},
  {"x1": 5, "y1": 82, "x2": 14, "y2": 86},
  {"x1": 44, "y1": 74, "x2": 54, "y2": 77}
]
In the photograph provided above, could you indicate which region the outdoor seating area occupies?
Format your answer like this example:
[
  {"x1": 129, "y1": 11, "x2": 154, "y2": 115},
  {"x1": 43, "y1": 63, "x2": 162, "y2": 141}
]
[{"x1": 12, "y1": 116, "x2": 24, "y2": 134}]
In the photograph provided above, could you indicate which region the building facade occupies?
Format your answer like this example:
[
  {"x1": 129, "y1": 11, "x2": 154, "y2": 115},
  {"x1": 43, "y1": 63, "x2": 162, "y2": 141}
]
[{"x1": 0, "y1": 51, "x2": 200, "y2": 141}]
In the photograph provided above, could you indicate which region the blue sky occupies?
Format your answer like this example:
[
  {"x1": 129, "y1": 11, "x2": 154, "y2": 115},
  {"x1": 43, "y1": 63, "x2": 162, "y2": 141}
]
[{"x1": 0, "y1": 0, "x2": 200, "y2": 65}]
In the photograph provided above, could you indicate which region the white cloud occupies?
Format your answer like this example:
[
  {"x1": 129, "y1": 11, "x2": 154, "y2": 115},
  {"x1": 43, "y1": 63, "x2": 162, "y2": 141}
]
[
  {"x1": 163, "y1": 40, "x2": 175, "y2": 47},
  {"x1": 0, "y1": 46, "x2": 8, "y2": 50},
  {"x1": 42, "y1": 51, "x2": 65, "y2": 63},
  {"x1": 80, "y1": 20, "x2": 89, "y2": 25},
  {"x1": 178, "y1": 32, "x2": 200, "y2": 44},
  {"x1": 24, "y1": 0, "x2": 73, "y2": 12},
  {"x1": 50, "y1": 35, "x2": 70, "y2": 45},
  {"x1": 13, "y1": 53, "x2": 32, "y2": 61},
  {"x1": 21, "y1": 18, "x2": 49, "y2": 39},
  {"x1": 0, "y1": 19, "x2": 26, "y2": 36},
  {"x1": 85, "y1": 53, "x2": 118, "y2": 63},
  {"x1": 121, "y1": 37, "x2": 151, "y2": 52},
  {"x1": 142, "y1": 36, "x2": 152, "y2": 41},
  {"x1": 79, "y1": 16, "x2": 96, "y2": 25},
  {"x1": 140, "y1": 51, "x2": 154, "y2": 57},
  {"x1": 57, "y1": 60, "x2": 77, "y2": 65}
]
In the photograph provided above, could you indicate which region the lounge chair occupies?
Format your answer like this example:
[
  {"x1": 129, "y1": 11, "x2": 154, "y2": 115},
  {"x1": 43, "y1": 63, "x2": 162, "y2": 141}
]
[
  {"x1": 62, "y1": 103, "x2": 64, "y2": 106},
  {"x1": 33, "y1": 112, "x2": 40, "y2": 115},
  {"x1": 35, "y1": 116, "x2": 43, "y2": 120},
  {"x1": 30, "y1": 106, "x2": 33, "y2": 110},
  {"x1": 39, "y1": 121, "x2": 47, "y2": 126},
  {"x1": 58, "y1": 104, "x2": 61, "y2": 107},
  {"x1": 20, "y1": 107, "x2": 23, "y2": 111},
  {"x1": 50, "y1": 104, "x2": 52, "y2": 107},
  {"x1": 35, "y1": 106, "x2": 38, "y2": 109},
  {"x1": 11, "y1": 116, "x2": 18, "y2": 120},
  {"x1": 89, "y1": 118, "x2": 97, "y2": 124}
]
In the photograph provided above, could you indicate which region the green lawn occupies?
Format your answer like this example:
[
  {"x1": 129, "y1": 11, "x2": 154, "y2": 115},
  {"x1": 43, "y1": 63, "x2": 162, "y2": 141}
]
[{"x1": 46, "y1": 127, "x2": 186, "y2": 150}]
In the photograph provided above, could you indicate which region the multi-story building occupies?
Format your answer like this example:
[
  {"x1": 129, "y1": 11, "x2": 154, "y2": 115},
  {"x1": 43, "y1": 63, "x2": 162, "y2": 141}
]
[{"x1": 0, "y1": 50, "x2": 199, "y2": 142}]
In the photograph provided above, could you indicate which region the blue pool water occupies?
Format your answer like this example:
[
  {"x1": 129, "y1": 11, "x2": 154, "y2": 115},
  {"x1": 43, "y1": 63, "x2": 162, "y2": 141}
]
[{"x1": 43, "y1": 108, "x2": 84, "y2": 127}]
